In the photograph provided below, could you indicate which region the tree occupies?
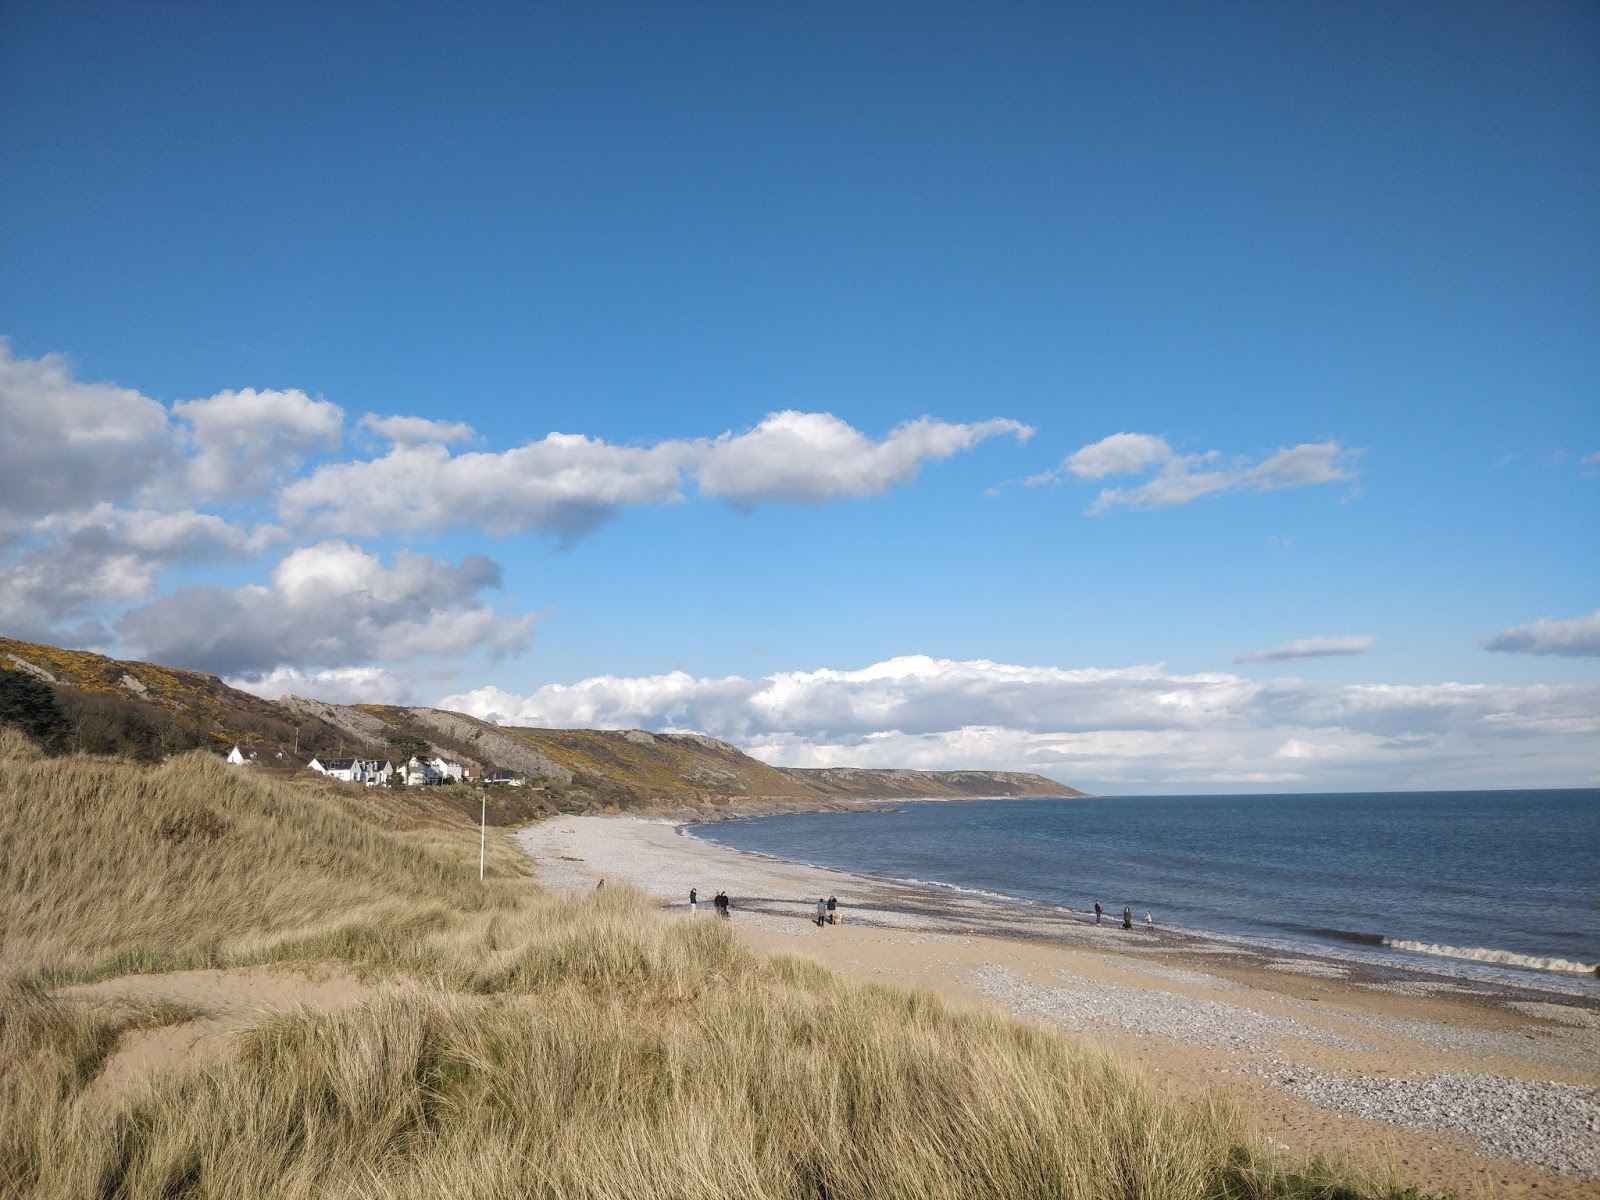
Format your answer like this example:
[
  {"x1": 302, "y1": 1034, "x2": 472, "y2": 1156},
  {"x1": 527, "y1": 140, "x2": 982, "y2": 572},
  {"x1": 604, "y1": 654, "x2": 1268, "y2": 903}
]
[
  {"x1": 0, "y1": 669, "x2": 66, "y2": 749},
  {"x1": 386, "y1": 733, "x2": 431, "y2": 764}
]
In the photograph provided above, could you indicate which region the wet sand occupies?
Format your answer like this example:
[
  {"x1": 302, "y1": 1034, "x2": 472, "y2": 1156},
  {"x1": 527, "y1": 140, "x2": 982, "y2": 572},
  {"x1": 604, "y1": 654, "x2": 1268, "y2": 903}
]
[{"x1": 516, "y1": 815, "x2": 1600, "y2": 1200}]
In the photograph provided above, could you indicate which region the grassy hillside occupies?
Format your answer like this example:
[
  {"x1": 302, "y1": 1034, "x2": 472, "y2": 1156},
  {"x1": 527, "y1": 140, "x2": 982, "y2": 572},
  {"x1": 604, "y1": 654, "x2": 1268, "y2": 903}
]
[
  {"x1": 784, "y1": 766, "x2": 1088, "y2": 799},
  {"x1": 1, "y1": 637, "x2": 1089, "y2": 811},
  {"x1": 0, "y1": 730, "x2": 1402, "y2": 1200},
  {"x1": 500, "y1": 726, "x2": 826, "y2": 807}
]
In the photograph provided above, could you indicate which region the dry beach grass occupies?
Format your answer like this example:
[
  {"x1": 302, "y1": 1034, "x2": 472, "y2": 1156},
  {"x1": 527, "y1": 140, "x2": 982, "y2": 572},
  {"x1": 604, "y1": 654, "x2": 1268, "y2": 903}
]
[{"x1": 0, "y1": 728, "x2": 1452, "y2": 1198}]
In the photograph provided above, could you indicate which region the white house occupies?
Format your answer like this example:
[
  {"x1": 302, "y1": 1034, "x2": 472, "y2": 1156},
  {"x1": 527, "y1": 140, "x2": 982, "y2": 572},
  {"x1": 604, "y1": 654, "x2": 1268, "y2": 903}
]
[
  {"x1": 358, "y1": 759, "x2": 393, "y2": 786},
  {"x1": 405, "y1": 756, "x2": 442, "y2": 786},
  {"x1": 228, "y1": 745, "x2": 291, "y2": 766},
  {"x1": 308, "y1": 756, "x2": 360, "y2": 782},
  {"x1": 429, "y1": 757, "x2": 465, "y2": 783},
  {"x1": 308, "y1": 757, "x2": 395, "y2": 785},
  {"x1": 483, "y1": 769, "x2": 525, "y2": 786}
]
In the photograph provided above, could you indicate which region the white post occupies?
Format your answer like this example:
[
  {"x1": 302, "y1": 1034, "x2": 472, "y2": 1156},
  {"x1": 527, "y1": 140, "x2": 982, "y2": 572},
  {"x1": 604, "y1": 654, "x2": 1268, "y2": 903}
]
[{"x1": 479, "y1": 793, "x2": 486, "y2": 881}]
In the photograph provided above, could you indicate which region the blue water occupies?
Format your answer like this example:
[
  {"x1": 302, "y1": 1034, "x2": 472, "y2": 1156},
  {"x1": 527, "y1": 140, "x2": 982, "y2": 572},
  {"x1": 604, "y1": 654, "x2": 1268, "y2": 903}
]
[{"x1": 692, "y1": 790, "x2": 1600, "y2": 985}]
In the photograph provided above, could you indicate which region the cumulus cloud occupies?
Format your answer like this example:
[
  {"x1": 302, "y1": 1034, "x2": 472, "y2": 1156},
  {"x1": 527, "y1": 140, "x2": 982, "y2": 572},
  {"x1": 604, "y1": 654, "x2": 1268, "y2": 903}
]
[
  {"x1": 279, "y1": 436, "x2": 696, "y2": 537},
  {"x1": 119, "y1": 541, "x2": 534, "y2": 681},
  {"x1": 1234, "y1": 635, "x2": 1376, "y2": 663},
  {"x1": 439, "y1": 654, "x2": 1598, "y2": 790},
  {"x1": 0, "y1": 341, "x2": 175, "y2": 518},
  {"x1": 1482, "y1": 611, "x2": 1600, "y2": 657},
  {"x1": 694, "y1": 412, "x2": 1033, "y2": 504},
  {"x1": 0, "y1": 506, "x2": 267, "y2": 642},
  {"x1": 227, "y1": 665, "x2": 422, "y2": 705},
  {"x1": 1063, "y1": 432, "x2": 1174, "y2": 480},
  {"x1": 281, "y1": 412, "x2": 1030, "y2": 536},
  {"x1": 174, "y1": 388, "x2": 344, "y2": 498},
  {"x1": 361, "y1": 414, "x2": 477, "y2": 445},
  {"x1": 4, "y1": 344, "x2": 1040, "y2": 663}
]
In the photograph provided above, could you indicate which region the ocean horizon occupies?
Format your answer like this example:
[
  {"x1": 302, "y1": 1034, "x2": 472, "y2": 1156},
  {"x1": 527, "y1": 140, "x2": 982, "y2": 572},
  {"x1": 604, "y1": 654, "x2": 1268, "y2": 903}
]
[{"x1": 689, "y1": 788, "x2": 1600, "y2": 989}]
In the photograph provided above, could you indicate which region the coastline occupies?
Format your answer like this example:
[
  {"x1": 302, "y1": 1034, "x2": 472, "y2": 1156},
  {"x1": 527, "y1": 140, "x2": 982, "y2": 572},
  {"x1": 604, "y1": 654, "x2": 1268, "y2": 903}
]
[
  {"x1": 688, "y1": 814, "x2": 1600, "y2": 994},
  {"x1": 514, "y1": 814, "x2": 1600, "y2": 1199}
]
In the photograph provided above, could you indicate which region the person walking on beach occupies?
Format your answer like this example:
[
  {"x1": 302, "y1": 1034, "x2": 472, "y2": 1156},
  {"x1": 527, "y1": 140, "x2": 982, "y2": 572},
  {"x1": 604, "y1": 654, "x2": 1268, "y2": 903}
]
[
  {"x1": 1094, "y1": 900, "x2": 1104, "y2": 925},
  {"x1": 715, "y1": 891, "x2": 730, "y2": 919},
  {"x1": 816, "y1": 897, "x2": 828, "y2": 927},
  {"x1": 1122, "y1": 906, "x2": 1133, "y2": 930},
  {"x1": 1144, "y1": 910, "x2": 1153, "y2": 930},
  {"x1": 827, "y1": 895, "x2": 838, "y2": 925},
  {"x1": 690, "y1": 887, "x2": 698, "y2": 915}
]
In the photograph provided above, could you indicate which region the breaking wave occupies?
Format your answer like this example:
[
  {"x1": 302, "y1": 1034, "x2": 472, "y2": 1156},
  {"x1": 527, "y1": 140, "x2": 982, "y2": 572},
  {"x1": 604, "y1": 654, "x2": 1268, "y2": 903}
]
[{"x1": 1382, "y1": 938, "x2": 1599, "y2": 976}]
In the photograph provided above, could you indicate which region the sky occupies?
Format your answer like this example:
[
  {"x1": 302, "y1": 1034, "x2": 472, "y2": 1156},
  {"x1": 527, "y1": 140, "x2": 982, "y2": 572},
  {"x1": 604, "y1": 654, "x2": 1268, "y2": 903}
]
[{"x1": 1, "y1": 2, "x2": 1596, "y2": 792}]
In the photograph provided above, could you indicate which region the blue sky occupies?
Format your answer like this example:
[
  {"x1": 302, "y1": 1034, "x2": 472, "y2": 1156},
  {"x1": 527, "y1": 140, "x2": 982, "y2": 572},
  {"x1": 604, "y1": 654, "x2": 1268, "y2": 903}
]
[{"x1": 2, "y1": 2, "x2": 1596, "y2": 791}]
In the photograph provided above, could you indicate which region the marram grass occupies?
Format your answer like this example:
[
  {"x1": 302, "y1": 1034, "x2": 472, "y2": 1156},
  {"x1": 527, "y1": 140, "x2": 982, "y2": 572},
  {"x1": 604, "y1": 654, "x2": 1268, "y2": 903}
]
[{"x1": 0, "y1": 735, "x2": 1418, "y2": 1199}]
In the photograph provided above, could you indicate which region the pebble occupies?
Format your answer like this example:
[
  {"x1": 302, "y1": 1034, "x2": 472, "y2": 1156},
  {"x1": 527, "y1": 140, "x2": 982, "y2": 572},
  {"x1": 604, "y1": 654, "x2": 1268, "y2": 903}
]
[
  {"x1": 1255, "y1": 1063, "x2": 1600, "y2": 1180},
  {"x1": 968, "y1": 964, "x2": 1367, "y2": 1051}
]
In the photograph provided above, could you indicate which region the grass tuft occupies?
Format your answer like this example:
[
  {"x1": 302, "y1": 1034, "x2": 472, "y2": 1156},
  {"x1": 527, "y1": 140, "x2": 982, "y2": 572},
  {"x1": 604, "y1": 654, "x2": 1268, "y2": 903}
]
[{"x1": 0, "y1": 745, "x2": 1432, "y2": 1199}]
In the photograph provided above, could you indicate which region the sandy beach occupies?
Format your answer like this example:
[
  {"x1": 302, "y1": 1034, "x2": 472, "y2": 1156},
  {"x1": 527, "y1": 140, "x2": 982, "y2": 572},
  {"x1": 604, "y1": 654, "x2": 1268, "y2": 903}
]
[{"x1": 516, "y1": 815, "x2": 1600, "y2": 1200}]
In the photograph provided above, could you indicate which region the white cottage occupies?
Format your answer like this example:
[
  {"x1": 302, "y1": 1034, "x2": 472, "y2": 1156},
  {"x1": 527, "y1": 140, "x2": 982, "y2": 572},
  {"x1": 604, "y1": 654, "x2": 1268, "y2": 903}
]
[
  {"x1": 308, "y1": 756, "x2": 360, "y2": 782},
  {"x1": 429, "y1": 757, "x2": 465, "y2": 783},
  {"x1": 357, "y1": 759, "x2": 393, "y2": 786},
  {"x1": 404, "y1": 756, "x2": 442, "y2": 786}
]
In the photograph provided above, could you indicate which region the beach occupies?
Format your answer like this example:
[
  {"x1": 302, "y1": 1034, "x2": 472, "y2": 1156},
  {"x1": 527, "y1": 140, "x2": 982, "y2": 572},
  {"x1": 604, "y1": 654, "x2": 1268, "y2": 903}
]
[{"x1": 516, "y1": 815, "x2": 1600, "y2": 1200}]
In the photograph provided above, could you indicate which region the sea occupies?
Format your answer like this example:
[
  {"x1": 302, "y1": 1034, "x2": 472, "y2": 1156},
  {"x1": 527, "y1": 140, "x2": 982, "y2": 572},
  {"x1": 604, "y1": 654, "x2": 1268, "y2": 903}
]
[{"x1": 690, "y1": 789, "x2": 1600, "y2": 993}]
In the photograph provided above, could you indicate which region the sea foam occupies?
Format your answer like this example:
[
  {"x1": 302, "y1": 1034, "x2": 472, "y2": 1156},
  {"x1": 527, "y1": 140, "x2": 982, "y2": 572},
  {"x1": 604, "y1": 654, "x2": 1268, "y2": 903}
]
[{"x1": 1384, "y1": 938, "x2": 1599, "y2": 976}]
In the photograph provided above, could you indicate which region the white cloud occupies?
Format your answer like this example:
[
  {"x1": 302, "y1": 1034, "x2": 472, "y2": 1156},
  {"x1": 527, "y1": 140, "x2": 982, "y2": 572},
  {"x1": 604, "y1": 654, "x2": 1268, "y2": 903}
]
[
  {"x1": 1063, "y1": 432, "x2": 1174, "y2": 480},
  {"x1": 174, "y1": 388, "x2": 344, "y2": 498},
  {"x1": 694, "y1": 412, "x2": 1033, "y2": 504},
  {"x1": 279, "y1": 437, "x2": 697, "y2": 537},
  {"x1": 281, "y1": 412, "x2": 1031, "y2": 536},
  {"x1": 119, "y1": 541, "x2": 534, "y2": 681},
  {"x1": 361, "y1": 414, "x2": 477, "y2": 445},
  {"x1": 1235, "y1": 635, "x2": 1376, "y2": 663},
  {"x1": 1090, "y1": 442, "x2": 1360, "y2": 513},
  {"x1": 0, "y1": 506, "x2": 267, "y2": 642},
  {"x1": 1027, "y1": 431, "x2": 1361, "y2": 510},
  {"x1": 227, "y1": 665, "x2": 421, "y2": 706},
  {"x1": 1482, "y1": 610, "x2": 1600, "y2": 657},
  {"x1": 0, "y1": 341, "x2": 175, "y2": 518},
  {"x1": 439, "y1": 654, "x2": 1598, "y2": 790}
]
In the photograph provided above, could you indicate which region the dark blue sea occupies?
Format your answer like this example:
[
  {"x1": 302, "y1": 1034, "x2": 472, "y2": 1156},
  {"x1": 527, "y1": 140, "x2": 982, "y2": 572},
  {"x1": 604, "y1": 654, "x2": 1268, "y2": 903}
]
[{"x1": 691, "y1": 790, "x2": 1600, "y2": 990}]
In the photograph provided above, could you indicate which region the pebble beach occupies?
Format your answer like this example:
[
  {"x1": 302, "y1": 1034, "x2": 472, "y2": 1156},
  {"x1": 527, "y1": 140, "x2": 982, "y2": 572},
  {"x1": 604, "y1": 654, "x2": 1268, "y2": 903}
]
[{"x1": 516, "y1": 815, "x2": 1600, "y2": 1200}]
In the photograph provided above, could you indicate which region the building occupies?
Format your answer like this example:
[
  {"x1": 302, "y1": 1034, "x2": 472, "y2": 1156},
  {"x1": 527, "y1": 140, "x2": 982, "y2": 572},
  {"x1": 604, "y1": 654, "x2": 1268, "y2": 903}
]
[
  {"x1": 307, "y1": 756, "x2": 359, "y2": 782},
  {"x1": 404, "y1": 756, "x2": 442, "y2": 786},
  {"x1": 429, "y1": 757, "x2": 466, "y2": 783},
  {"x1": 483, "y1": 769, "x2": 525, "y2": 786}
]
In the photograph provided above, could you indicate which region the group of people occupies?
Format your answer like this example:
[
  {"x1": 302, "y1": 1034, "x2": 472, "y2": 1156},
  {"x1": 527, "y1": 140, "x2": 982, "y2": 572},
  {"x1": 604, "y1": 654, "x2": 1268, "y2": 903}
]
[
  {"x1": 685, "y1": 887, "x2": 837, "y2": 925},
  {"x1": 688, "y1": 887, "x2": 732, "y2": 918},
  {"x1": 1093, "y1": 900, "x2": 1153, "y2": 930}
]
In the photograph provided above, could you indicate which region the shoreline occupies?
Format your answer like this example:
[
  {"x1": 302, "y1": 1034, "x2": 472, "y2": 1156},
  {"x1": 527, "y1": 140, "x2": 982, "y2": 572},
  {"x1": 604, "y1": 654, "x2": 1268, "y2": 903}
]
[
  {"x1": 682, "y1": 818, "x2": 1600, "y2": 996},
  {"x1": 514, "y1": 813, "x2": 1600, "y2": 1199}
]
